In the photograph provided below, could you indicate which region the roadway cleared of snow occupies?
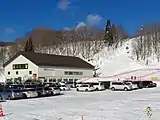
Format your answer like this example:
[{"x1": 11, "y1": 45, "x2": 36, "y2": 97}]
[{"x1": 1, "y1": 88, "x2": 160, "y2": 120}]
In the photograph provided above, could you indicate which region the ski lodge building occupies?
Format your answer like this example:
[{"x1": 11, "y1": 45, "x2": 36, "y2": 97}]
[{"x1": 3, "y1": 51, "x2": 94, "y2": 83}]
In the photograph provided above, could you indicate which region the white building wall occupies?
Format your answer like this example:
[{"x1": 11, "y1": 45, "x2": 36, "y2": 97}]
[
  {"x1": 38, "y1": 66, "x2": 93, "y2": 80},
  {"x1": 4, "y1": 55, "x2": 38, "y2": 80},
  {"x1": 38, "y1": 66, "x2": 55, "y2": 77}
]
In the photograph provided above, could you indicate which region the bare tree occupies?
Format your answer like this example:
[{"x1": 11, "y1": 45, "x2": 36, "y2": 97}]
[
  {"x1": 132, "y1": 23, "x2": 160, "y2": 63},
  {"x1": 0, "y1": 47, "x2": 7, "y2": 66}
]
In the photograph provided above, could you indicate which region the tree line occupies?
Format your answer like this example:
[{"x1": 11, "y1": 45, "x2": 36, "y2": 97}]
[
  {"x1": 132, "y1": 24, "x2": 160, "y2": 64},
  {"x1": 0, "y1": 20, "x2": 130, "y2": 67}
]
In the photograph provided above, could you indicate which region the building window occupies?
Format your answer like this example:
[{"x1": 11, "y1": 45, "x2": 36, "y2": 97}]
[
  {"x1": 16, "y1": 71, "x2": 18, "y2": 75},
  {"x1": 29, "y1": 71, "x2": 32, "y2": 74},
  {"x1": 25, "y1": 64, "x2": 28, "y2": 69},
  {"x1": 69, "y1": 79, "x2": 73, "y2": 82},
  {"x1": 8, "y1": 71, "x2": 10, "y2": 75},
  {"x1": 64, "y1": 71, "x2": 83, "y2": 75},
  {"x1": 49, "y1": 79, "x2": 53, "y2": 82},
  {"x1": 44, "y1": 80, "x2": 47, "y2": 82},
  {"x1": 63, "y1": 79, "x2": 68, "y2": 82},
  {"x1": 13, "y1": 64, "x2": 28, "y2": 70},
  {"x1": 53, "y1": 79, "x2": 56, "y2": 82}
]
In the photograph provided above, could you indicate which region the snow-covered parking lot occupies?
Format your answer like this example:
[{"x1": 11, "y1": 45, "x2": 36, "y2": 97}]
[{"x1": 1, "y1": 88, "x2": 160, "y2": 120}]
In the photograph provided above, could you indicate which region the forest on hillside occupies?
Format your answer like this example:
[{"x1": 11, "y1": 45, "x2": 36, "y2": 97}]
[
  {"x1": 1, "y1": 20, "x2": 160, "y2": 68},
  {"x1": 132, "y1": 24, "x2": 160, "y2": 64},
  {"x1": 0, "y1": 20, "x2": 129, "y2": 67}
]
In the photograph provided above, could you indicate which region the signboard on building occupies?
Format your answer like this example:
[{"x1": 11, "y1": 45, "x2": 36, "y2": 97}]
[
  {"x1": 44, "y1": 68, "x2": 55, "y2": 71},
  {"x1": 152, "y1": 77, "x2": 158, "y2": 81}
]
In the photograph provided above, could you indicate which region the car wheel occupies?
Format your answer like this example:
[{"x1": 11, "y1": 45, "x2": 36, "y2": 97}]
[
  {"x1": 124, "y1": 87, "x2": 128, "y2": 91},
  {"x1": 63, "y1": 88, "x2": 65, "y2": 91},
  {"x1": 22, "y1": 93, "x2": 27, "y2": 99},
  {"x1": 38, "y1": 92, "x2": 41, "y2": 97},
  {"x1": 76, "y1": 89, "x2": 79, "y2": 91},
  {"x1": 0, "y1": 96, "x2": 3, "y2": 100},
  {"x1": 51, "y1": 92, "x2": 54, "y2": 96},
  {"x1": 85, "y1": 89, "x2": 88, "y2": 92},
  {"x1": 111, "y1": 87, "x2": 115, "y2": 91},
  {"x1": 8, "y1": 96, "x2": 11, "y2": 100},
  {"x1": 96, "y1": 88, "x2": 99, "y2": 91}
]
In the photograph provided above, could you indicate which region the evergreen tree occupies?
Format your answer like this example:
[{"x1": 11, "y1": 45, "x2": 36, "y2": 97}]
[
  {"x1": 24, "y1": 40, "x2": 29, "y2": 52},
  {"x1": 24, "y1": 37, "x2": 34, "y2": 52},
  {"x1": 104, "y1": 20, "x2": 114, "y2": 46},
  {"x1": 106, "y1": 20, "x2": 111, "y2": 32},
  {"x1": 28, "y1": 37, "x2": 34, "y2": 52}
]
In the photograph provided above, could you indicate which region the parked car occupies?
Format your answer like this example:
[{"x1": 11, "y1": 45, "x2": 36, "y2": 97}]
[
  {"x1": 76, "y1": 84, "x2": 96, "y2": 92},
  {"x1": 91, "y1": 82, "x2": 105, "y2": 91},
  {"x1": 110, "y1": 81, "x2": 133, "y2": 91},
  {"x1": 49, "y1": 87, "x2": 61, "y2": 95},
  {"x1": 140, "y1": 81, "x2": 154, "y2": 88},
  {"x1": 124, "y1": 81, "x2": 139, "y2": 90},
  {"x1": 76, "y1": 83, "x2": 83, "y2": 87},
  {"x1": 65, "y1": 82, "x2": 77, "y2": 88},
  {"x1": 36, "y1": 87, "x2": 52, "y2": 97},
  {"x1": 21, "y1": 88, "x2": 38, "y2": 99},
  {"x1": 0, "y1": 89, "x2": 23, "y2": 100},
  {"x1": 24, "y1": 84, "x2": 45, "y2": 89},
  {"x1": 146, "y1": 82, "x2": 157, "y2": 88},
  {"x1": 5, "y1": 84, "x2": 24, "y2": 90},
  {"x1": 59, "y1": 85, "x2": 70, "y2": 91}
]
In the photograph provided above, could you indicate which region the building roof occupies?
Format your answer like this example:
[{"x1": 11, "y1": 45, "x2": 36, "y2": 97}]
[
  {"x1": 0, "y1": 42, "x2": 14, "y2": 47},
  {"x1": 3, "y1": 51, "x2": 94, "y2": 69}
]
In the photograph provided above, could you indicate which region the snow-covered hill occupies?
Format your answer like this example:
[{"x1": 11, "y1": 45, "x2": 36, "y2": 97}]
[
  {"x1": 1, "y1": 38, "x2": 160, "y2": 82},
  {"x1": 87, "y1": 38, "x2": 160, "y2": 77},
  {"x1": 96, "y1": 39, "x2": 145, "y2": 76}
]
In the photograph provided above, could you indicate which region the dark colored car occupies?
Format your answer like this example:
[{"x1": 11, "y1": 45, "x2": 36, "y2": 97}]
[
  {"x1": 5, "y1": 84, "x2": 25, "y2": 90},
  {"x1": 0, "y1": 89, "x2": 23, "y2": 100},
  {"x1": 37, "y1": 87, "x2": 52, "y2": 97},
  {"x1": 146, "y1": 82, "x2": 157, "y2": 88}
]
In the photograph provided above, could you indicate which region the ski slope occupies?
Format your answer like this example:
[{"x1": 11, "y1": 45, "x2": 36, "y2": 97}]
[
  {"x1": 77, "y1": 38, "x2": 160, "y2": 84},
  {"x1": 96, "y1": 39, "x2": 146, "y2": 76}
]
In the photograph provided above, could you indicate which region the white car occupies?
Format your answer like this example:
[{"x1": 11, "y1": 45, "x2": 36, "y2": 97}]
[
  {"x1": 92, "y1": 82, "x2": 105, "y2": 91},
  {"x1": 60, "y1": 85, "x2": 70, "y2": 91},
  {"x1": 110, "y1": 81, "x2": 132, "y2": 91},
  {"x1": 124, "y1": 81, "x2": 138, "y2": 90},
  {"x1": 76, "y1": 84, "x2": 96, "y2": 92},
  {"x1": 49, "y1": 87, "x2": 61, "y2": 95},
  {"x1": 21, "y1": 88, "x2": 38, "y2": 98}
]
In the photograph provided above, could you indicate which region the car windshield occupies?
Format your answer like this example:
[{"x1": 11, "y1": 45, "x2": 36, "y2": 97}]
[
  {"x1": 44, "y1": 87, "x2": 50, "y2": 90},
  {"x1": 54, "y1": 87, "x2": 59, "y2": 90},
  {"x1": 21, "y1": 88, "x2": 36, "y2": 92},
  {"x1": 125, "y1": 82, "x2": 131, "y2": 85}
]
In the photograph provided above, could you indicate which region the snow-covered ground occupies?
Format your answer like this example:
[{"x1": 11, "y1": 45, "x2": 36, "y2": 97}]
[
  {"x1": 96, "y1": 39, "x2": 145, "y2": 76},
  {"x1": 0, "y1": 88, "x2": 160, "y2": 120}
]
